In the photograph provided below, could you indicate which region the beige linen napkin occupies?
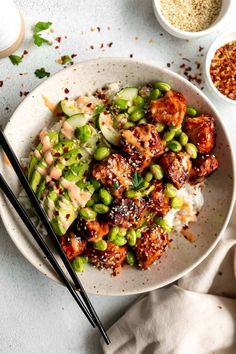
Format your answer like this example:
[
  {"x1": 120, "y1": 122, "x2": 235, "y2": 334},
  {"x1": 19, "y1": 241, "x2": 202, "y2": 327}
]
[{"x1": 101, "y1": 207, "x2": 236, "y2": 354}]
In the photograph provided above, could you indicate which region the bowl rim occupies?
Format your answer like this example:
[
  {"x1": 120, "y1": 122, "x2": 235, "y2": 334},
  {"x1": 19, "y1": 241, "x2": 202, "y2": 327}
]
[
  {"x1": 152, "y1": 0, "x2": 232, "y2": 38},
  {"x1": 1, "y1": 57, "x2": 235, "y2": 296},
  {"x1": 205, "y1": 28, "x2": 236, "y2": 105}
]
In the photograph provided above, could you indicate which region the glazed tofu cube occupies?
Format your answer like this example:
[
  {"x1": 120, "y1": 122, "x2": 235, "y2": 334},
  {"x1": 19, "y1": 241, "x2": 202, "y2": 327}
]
[
  {"x1": 148, "y1": 181, "x2": 170, "y2": 217},
  {"x1": 183, "y1": 115, "x2": 216, "y2": 154},
  {"x1": 77, "y1": 218, "x2": 109, "y2": 242},
  {"x1": 159, "y1": 151, "x2": 192, "y2": 189},
  {"x1": 92, "y1": 154, "x2": 133, "y2": 198},
  {"x1": 121, "y1": 124, "x2": 164, "y2": 172},
  {"x1": 59, "y1": 231, "x2": 87, "y2": 260},
  {"x1": 189, "y1": 154, "x2": 218, "y2": 184},
  {"x1": 149, "y1": 90, "x2": 187, "y2": 127},
  {"x1": 134, "y1": 226, "x2": 168, "y2": 269}
]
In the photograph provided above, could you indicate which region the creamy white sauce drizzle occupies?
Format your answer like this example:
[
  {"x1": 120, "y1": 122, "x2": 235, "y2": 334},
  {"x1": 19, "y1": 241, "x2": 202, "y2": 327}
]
[
  {"x1": 61, "y1": 178, "x2": 91, "y2": 207},
  {"x1": 49, "y1": 166, "x2": 62, "y2": 180},
  {"x1": 34, "y1": 150, "x2": 42, "y2": 160},
  {"x1": 47, "y1": 198, "x2": 56, "y2": 220},
  {"x1": 61, "y1": 121, "x2": 74, "y2": 139}
]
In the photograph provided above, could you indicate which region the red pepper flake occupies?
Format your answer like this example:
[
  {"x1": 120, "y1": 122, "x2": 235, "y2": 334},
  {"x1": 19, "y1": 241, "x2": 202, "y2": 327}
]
[
  {"x1": 71, "y1": 54, "x2": 77, "y2": 58},
  {"x1": 199, "y1": 46, "x2": 204, "y2": 52},
  {"x1": 64, "y1": 88, "x2": 69, "y2": 94},
  {"x1": 86, "y1": 102, "x2": 92, "y2": 107},
  {"x1": 182, "y1": 57, "x2": 191, "y2": 62},
  {"x1": 0, "y1": 81, "x2": 3, "y2": 87},
  {"x1": 55, "y1": 182, "x2": 60, "y2": 189},
  {"x1": 97, "y1": 27, "x2": 101, "y2": 32},
  {"x1": 90, "y1": 45, "x2": 94, "y2": 50},
  {"x1": 63, "y1": 147, "x2": 69, "y2": 153},
  {"x1": 55, "y1": 36, "x2": 61, "y2": 43},
  {"x1": 180, "y1": 63, "x2": 185, "y2": 69},
  {"x1": 55, "y1": 46, "x2": 59, "y2": 49},
  {"x1": 107, "y1": 42, "x2": 113, "y2": 48},
  {"x1": 19, "y1": 91, "x2": 29, "y2": 97},
  {"x1": 160, "y1": 33, "x2": 163, "y2": 36},
  {"x1": 66, "y1": 214, "x2": 70, "y2": 219},
  {"x1": 59, "y1": 188, "x2": 63, "y2": 195},
  {"x1": 64, "y1": 97, "x2": 68, "y2": 100},
  {"x1": 5, "y1": 107, "x2": 9, "y2": 110},
  {"x1": 167, "y1": 63, "x2": 171, "y2": 68},
  {"x1": 210, "y1": 40, "x2": 236, "y2": 100},
  {"x1": 100, "y1": 43, "x2": 104, "y2": 48},
  {"x1": 55, "y1": 210, "x2": 59, "y2": 216},
  {"x1": 21, "y1": 50, "x2": 28, "y2": 59},
  {"x1": 130, "y1": 54, "x2": 133, "y2": 58}
]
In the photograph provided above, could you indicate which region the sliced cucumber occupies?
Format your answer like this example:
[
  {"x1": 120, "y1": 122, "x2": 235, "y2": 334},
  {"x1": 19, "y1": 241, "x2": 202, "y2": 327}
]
[
  {"x1": 98, "y1": 113, "x2": 120, "y2": 146},
  {"x1": 60, "y1": 99, "x2": 81, "y2": 117},
  {"x1": 113, "y1": 87, "x2": 138, "y2": 103},
  {"x1": 66, "y1": 114, "x2": 90, "y2": 130}
]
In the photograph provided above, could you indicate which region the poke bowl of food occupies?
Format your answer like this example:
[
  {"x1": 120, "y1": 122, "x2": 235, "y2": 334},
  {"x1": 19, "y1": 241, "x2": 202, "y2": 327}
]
[{"x1": 0, "y1": 58, "x2": 234, "y2": 295}]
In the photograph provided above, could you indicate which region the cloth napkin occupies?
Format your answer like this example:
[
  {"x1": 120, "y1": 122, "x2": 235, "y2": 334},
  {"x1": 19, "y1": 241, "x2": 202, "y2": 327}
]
[{"x1": 101, "y1": 206, "x2": 236, "y2": 354}]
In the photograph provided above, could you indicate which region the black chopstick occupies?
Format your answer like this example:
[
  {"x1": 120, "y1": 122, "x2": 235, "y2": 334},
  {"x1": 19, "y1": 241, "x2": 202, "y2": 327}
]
[
  {"x1": 0, "y1": 130, "x2": 110, "y2": 345},
  {"x1": 0, "y1": 173, "x2": 95, "y2": 326}
]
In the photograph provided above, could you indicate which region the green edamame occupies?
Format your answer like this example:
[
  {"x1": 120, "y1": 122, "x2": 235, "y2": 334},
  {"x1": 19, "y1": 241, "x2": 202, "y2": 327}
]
[
  {"x1": 154, "y1": 217, "x2": 172, "y2": 232},
  {"x1": 92, "y1": 203, "x2": 110, "y2": 214},
  {"x1": 163, "y1": 130, "x2": 175, "y2": 142},
  {"x1": 171, "y1": 197, "x2": 184, "y2": 209},
  {"x1": 93, "y1": 239, "x2": 107, "y2": 251},
  {"x1": 79, "y1": 207, "x2": 97, "y2": 220},
  {"x1": 168, "y1": 140, "x2": 182, "y2": 152},
  {"x1": 155, "y1": 122, "x2": 165, "y2": 132},
  {"x1": 90, "y1": 177, "x2": 101, "y2": 191},
  {"x1": 86, "y1": 198, "x2": 95, "y2": 207},
  {"x1": 153, "y1": 81, "x2": 171, "y2": 92},
  {"x1": 150, "y1": 164, "x2": 164, "y2": 180},
  {"x1": 127, "y1": 106, "x2": 137, "y2": 115},
  {"x1": 179, "y1": 132, "x2": 188, "y2": 146},
  {"x1": 113, "y1": 235, "x2": 127, "y2": 246},
  {"x1": 72, "y1": 255, "x2": 88, "y2": 272},
  {"x1": 150, "y1": 88, "x2": 161, "y2": 100},
  {"x1": 94, "y1": 146, "x2": 110, "y2": 161},
  {"x1": 133, "y1": 95, "x2": 145, "y2": 108},
  {"x1": 126, "y1": 230, "x2": 137, "y2": 246},
  {"x1": 186, "y1": 107, "x2": 198, "y2": 117},
  {"x1": 99, "y1": 188, "x2": 113, "y2": 205},
  {"x1": 144, "y1": 172, "x2": 153, "y2": 183},
  {"x1": 136, "y1": 229, "x2": 142, "y2": 238},
  {"x1": 114, "y1": 98, "x2": 128, "y2": 110},
  {"x1": 118, "y1": 228, "x2": 127, "y2": 237},
  {"x1": 138, "y1": 118, "x2": 147, "y2": 125},
  {"x1": 164, "y1": 183, "x2": 177, "y2": 198},
  {"x1": 125, "y1": 190, "x2": 142, "y2": 198},
  {"x1": 123, "y1": 122, "x2": 135, "y2": 130},
  {"x1": 108, "y1": 226, "x2": 119, "y2": 241},
  {"x1": 126, "y1": 250, "x2": 136, "y2": 266},
  {"x1": 75, "y1": 124, "x2": 92, "y2": 143},
  {"x1": 130, "y1": 108, "x2": 145, "y2": 122},
  {"x1": 185, "y1": 143, "x2": 198, "y2": 159},
  {"x1": 141, "y1": 184, "x2": 155, "y2": 196}
]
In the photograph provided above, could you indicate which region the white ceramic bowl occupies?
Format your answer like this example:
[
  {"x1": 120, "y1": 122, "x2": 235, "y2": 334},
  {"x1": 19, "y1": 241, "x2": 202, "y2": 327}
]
[
  {"x1": 0, "y1": 58, "x2": 235, "y2": 296},
  {"x1": 152, "y1": 0, "x2": 232, "y2": 39},
  {"x1": 205, "y1": 28, "x2": 236, "y2": 105}
]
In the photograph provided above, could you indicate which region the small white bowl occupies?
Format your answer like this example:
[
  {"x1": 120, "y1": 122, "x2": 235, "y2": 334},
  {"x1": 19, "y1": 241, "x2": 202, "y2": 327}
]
[
  {"x1": 152, "y1": 0, "x2": 232, "y2": 39},
  {"x1": 205, "y1": 28, "x2": 236, "y2": 105}
]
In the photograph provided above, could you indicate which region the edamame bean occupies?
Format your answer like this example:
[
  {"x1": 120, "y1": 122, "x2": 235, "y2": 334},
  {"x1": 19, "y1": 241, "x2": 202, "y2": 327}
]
[
  {"x1": 164, "y1": 183, "x2": 177, "y2": 198},
  {"x1": 153, "y1": 81, "x2": 171, "y2": 92},
  {"x1": 171, "y1": 197, "x2": 184, "y2": 209},
  {"x1": 116, "y1": 113, "x2": 128, "y2": 122},
  {"x1": 155, "y1": 122, "x2": 165, "y2": 132},
  {"x1": 185, "y1": 143, "x2": 198, "y2": 159},
  {"x1": 113, "y1": 235, "x2": 127, "y2": 246},
  {"x1": 150, "y1": 88, "x2": 161, "y2": 100},
  {"x1": 119, "y1": 228, "x2": 127, "y2": 237},
  {"x1": 179, "y1": 132, "x2": 188, "y2": 146},
  {"x1": 133, "y1": 95, "x2": 145, "y2": 108},
  {"x1": 163, "y1": 130, "x2": 175, "y2": 142},
  {"x1": 126, "y1": 250, "x2": 136, "y2": 266},
  {"x1": 114, "y1": 98, "x2": 128, "y2": 110},
  {"x1": 108, "y1": 226, "x2": 119, "y2": 241},
  {"x1": 138, "y1": 118, "x2": 147, "y2": 125},
  {"x1": 79, "y1": 207, "x2": 97, "y2": 220},
  {"x1": 168, "y1": 140, "x2": 182, "y2": 152},
  {"x1": 92, "y1": 193, "x2": 100, "y2": 203},
  {"x1": 141, "y1": 184, "x2": 155, "y2": 196},
  {"x1": 94, "y1": 146, "x2": 110, "y2": 161},
  {"x1": 75, "y1": 124, "x2": 92, "y2": 143},
  {"x1": 86, "y1": 198, "x2": 95, "y2": 207},
  {"x1": 72, "y1": 255, "x2": 88, "y2": 272},
  {"x1": 99, "y1": 188, "x2": 113, "y2": 205},
  {"x1": 150, "y1": 164, "x2": 164, "y2": 180},
  {"x1": 126, "y1": 230, "x2": 137, "y2": 246},
  {"x1": 154, "y1": 217, "x2": 172, "y2": 232},
  {"x1": 140, "y1": 181, "x2": 149, "y2": 190},
  {"x1": 186, "y1": 107, "x2": 198, "y2": 117},
  {"x1": 123, "y1": 122, "x2": 135, "y2": 129},
  {"x1": 144, "y1": 172, "x2": 153, "y2": 182},
  {"x1": 130, "y1": 108, "x2": 145, "y2": 122},
  {"x1": 93, "y1": 239, "x2": 107, "y2": 251},
  {"x1": 170, "y1": 125, "x2": 182, "y2": 137},
  {"x1": 136, "y1": 229, "x2": 142, "y2": 238},
  {"x1": 92, "y1": 203, "x2": 110, "y2": 214},
  {"x1": 125, "y1": 190, "x2": 142, "y2": 198},
  {"x1": 90, "y1": 177, "x2": 101, "y2": 191},
  {"x1": 127, "y1": 106, "x2": 138, "y2": 115}
]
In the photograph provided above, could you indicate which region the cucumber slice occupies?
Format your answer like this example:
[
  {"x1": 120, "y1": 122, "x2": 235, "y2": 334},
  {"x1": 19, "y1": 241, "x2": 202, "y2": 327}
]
[
  {"x1": 66, "y1": 114, "x2": 90, "y2": 129},
  {"x1": 60, "y1": 99, "x2": 80, "y2": 117},
  {"x1": 113, "y1": 87, "x2": 138, "y2": 102},
  {"x1": 98, "y1": 113, "x2": 120, "y2": 146}
]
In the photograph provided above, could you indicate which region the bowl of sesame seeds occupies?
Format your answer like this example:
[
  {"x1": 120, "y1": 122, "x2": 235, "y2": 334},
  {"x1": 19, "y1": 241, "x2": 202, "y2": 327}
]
[
  {"x1": 205, "y1": 29, "x2": 236, "y2": 104},
  {"x1": 153, "y1": 0, "x2": 231, "y2": 39}
]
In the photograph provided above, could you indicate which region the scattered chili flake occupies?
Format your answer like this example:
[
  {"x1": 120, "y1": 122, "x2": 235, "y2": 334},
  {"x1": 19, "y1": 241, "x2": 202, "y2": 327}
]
[
  {"x1": 86, "y1": 102, "x2": 92, "y2": 107},
  {"x1": 66, "y1": 214, "x2": 70, "y2": 219},
  {"x1": 5, "y1": 107, "x2": 9, "y2": 110},
  {"x1": 64, "y1": 88, "x2": 69, "y2": 94},
  {"x1": 0, "y1": 81, "x2": 3, "y2": 87},
  {"x1": 210, "y1": 40, "x2": 236, "y2": 100},
  {"x1": 160, "y1": 33, "x2": 163, "y2": 36},
  {"x1": 182, "y1": 57, "x2": 191, "y2": 62},
  {"x1": 71, "y1": 54, "x2": 77, "y2": 58},
  {"x1": 97, "y1": 26, "x2": 100, "y2": 32},
  {"x1": 55, "y1": 45, "x2": 59, "y2": 49},
  {"x1": 167, "y1": 63, "x2": 171, "y2": 68},
  {"x1": 218, "y1": 271, "x2": 222, "y2": 276},
  {"x1": 199, "y1": 46, "x2": 204, "y2": 52},
  {"x1": 90, "y1": 45, "x2": 94, "y2": 50},
  {"x1": 55, "y1": 36, "x2": 61, "y2": 43},
  {"x1": 20, "y1": 91, "x2": 29, "y2": 97},
  {"x1": 107, "y1": 42, "x2": 113, "y2": 47},
  {"x1": 63, "y1": 147, "x2": 69, "y2": 153},
  {"x1": 130, "y1": 54, "x2": 133, "y2": 58},
  {"x1": 55, "y1": 210, "x2": 59, "y2": 216},
  {"x1": 100, "y1": 43, "x2": 104, "y2": 48},
  {"x1": 21, "y1": 50, "x2": 28, "y2": 59}
]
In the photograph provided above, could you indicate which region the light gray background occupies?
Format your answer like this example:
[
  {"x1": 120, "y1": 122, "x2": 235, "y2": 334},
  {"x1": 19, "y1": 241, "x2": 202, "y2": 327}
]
[{"x1": 0, "y1": 1, "x2": 236, "y2": 353}]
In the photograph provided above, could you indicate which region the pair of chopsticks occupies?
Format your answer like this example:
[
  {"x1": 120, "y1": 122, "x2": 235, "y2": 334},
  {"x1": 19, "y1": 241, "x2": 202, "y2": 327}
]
[{"x1": 0, "y1": 130, "x2": 110, "y2": 345}]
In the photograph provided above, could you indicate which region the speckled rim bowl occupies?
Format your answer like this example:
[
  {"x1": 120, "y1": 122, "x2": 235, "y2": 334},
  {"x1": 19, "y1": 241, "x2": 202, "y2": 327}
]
[
  {"x1": 205, "y1": 28, "x2": 236, "y2": 105},
  {"x1": 152, "y1": 0, "x2": 232, "y2": 40},
  {"x1": 0, "y1": 58, "x2": 235, "y2": 296}
]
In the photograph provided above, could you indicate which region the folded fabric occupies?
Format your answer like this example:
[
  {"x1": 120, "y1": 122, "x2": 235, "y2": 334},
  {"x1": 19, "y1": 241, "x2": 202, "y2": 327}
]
[{"x1": 101, "y1": 209, "x2": 236, "y2": 354}]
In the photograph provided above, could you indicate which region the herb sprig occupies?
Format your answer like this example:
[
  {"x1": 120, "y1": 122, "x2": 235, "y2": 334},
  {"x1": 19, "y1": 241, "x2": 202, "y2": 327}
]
[
  {"x1": 33, "y1": 21, "x2": 52, "y2": 47},
  {"x1": 131, "y1": 172, "x2": 144, "y2": 190}
]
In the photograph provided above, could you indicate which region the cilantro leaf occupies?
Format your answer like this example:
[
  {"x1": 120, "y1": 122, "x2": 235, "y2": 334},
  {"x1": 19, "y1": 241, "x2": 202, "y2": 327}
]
[
  {"x1": 34, "y1": 21, "x2": 52, "y2": 33},
  {"x1": 9, "y1": 55, "x2": 22, "y2": 65},
  {"x1": 33, "y1": 33, "x2": 51, "y2": 47},
  {"x1": 34, "y1": 68, "x2": 50, "y2": 79},
  {"x1": 131, "y1": 172, "x2": 144, "y2": 190}
]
